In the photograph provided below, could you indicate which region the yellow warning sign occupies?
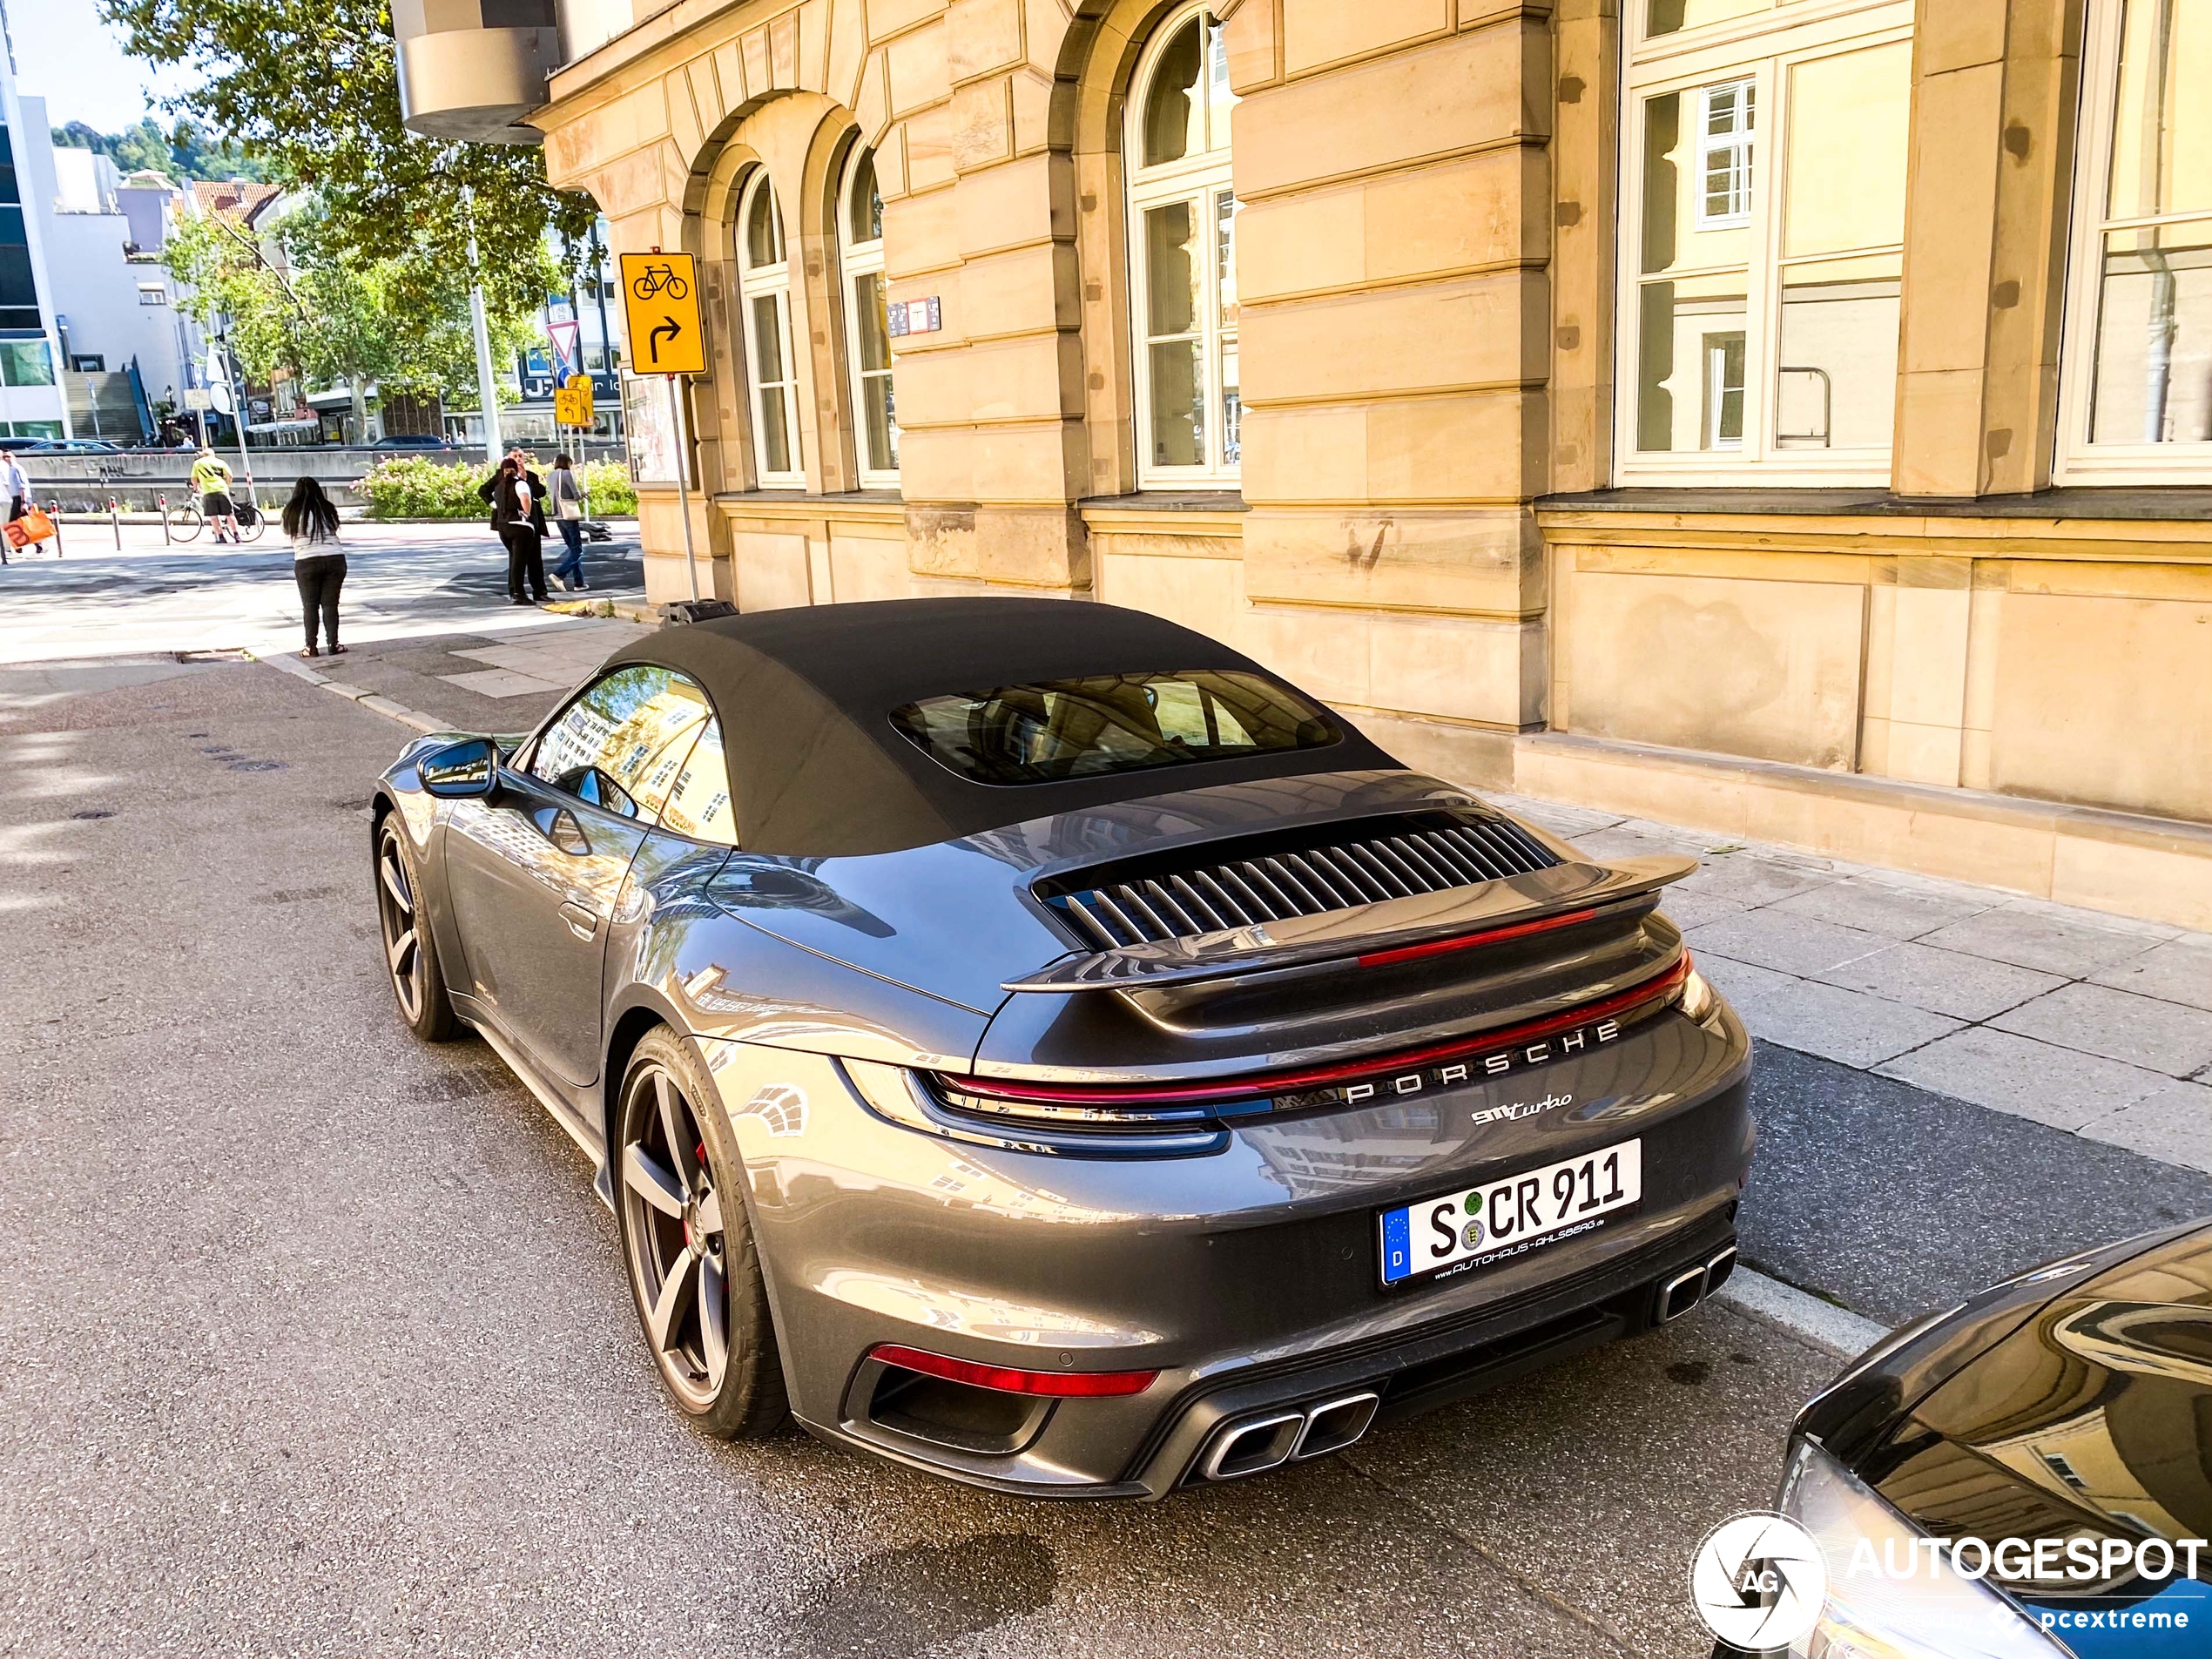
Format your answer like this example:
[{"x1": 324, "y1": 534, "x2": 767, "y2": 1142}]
[
  {"x1": 554, "y1": 374, "x2": 595, "y2": 426},
  {"x1": 618, "y1": 251, "x2": 706, "y2": 376}
]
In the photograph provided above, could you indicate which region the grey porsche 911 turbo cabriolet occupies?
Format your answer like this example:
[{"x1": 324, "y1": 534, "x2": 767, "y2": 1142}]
[{"x1": 370, "y1": 597, "x2": 1752, "y2": 1497}]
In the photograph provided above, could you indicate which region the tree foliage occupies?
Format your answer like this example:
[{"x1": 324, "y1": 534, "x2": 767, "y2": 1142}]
[
  {"x1": 162, "y1": 203, "x2": 551, "y2": 419},
  {"x1": 52, "y1": 116, "x2": 266, "y2": 183},
  {"x1": 100, "y1": 0, "x2": 599, "y2": 307}
]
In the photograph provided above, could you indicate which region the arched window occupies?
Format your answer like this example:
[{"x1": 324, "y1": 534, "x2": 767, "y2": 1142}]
[
  {"x1": 737, "y1": 171, "x2": 803, "y2": 488},
  {"x1": 839, "y1": 145, "x2": 898, "y2": 488},
  {"x1": 1126, "y1": 4, "x2": 1238, "y2": 489}
]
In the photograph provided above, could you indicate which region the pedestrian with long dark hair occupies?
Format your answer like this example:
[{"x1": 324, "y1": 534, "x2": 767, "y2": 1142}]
[
  {"x1": 284, "y1": 476, "x2": 346, "y2": 658},
  {"x1": 546, "y1": 453, "x2": 588, "y2": 591},
  {"x1": 477, "y1": 450, "x2": 549, "y2": 604}
]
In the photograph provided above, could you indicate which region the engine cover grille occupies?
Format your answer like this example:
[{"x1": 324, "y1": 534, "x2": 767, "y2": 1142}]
[{"x1": 1045, "y1": 813, "x2": 1563, "y2": 949}]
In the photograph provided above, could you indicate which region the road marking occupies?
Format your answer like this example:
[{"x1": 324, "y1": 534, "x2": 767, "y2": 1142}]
[{"x1": 1715, "y1": 1267, "x2": 1888, "y2": 1358}]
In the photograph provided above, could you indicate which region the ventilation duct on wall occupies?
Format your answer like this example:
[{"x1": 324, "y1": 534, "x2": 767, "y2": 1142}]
[{"x1": 392, "y1": 0, "x2": 562, "y2": 145}]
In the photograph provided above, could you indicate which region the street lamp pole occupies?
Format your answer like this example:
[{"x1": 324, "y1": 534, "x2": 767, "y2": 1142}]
[
  {"x1": 462, "y1": 184, "x2": 502, "y2": 459},
  {"x1": 212, "y1": 314, "x2": 259, "y2": 514}
]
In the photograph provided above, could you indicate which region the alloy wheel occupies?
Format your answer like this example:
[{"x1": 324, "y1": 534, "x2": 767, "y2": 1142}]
[
  {"x1": 376, "y1": 825, "x2": 424, "y2": 1022},
  {"x1": 620, "y1": 1064, "x2": 729, "y2": 1407}
]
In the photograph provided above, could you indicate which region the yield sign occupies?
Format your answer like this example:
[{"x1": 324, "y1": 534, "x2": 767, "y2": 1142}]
[{"x1": 547, "y1": 317, "x2": 582, "y2": 378}]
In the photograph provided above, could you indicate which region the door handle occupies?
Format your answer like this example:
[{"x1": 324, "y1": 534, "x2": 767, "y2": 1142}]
[{"x1": 558, "y1": 900, "x2": 602, "y2": 941}]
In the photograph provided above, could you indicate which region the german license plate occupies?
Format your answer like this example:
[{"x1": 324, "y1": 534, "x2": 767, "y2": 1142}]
[{"x1": 1379, "y1": 1139, "x2": 1642, "y2": 1287}]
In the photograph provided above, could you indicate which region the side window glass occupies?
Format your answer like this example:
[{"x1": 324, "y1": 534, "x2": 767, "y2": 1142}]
[
  {"x1": 654, "y1": 716, "x2": 738, "y2": 846},
  {"x1": 528, "y1": 664, "x2": 713, "y2": 822}
]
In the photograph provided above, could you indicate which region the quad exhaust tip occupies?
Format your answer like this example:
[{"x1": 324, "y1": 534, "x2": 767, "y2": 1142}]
[
  {"x1": 1656, "y1": 1245, "x2": 1739, "y2": 1325},
  {"x1": 1199, "y1": 1391, "x2": 1381, "y2": 1481}
]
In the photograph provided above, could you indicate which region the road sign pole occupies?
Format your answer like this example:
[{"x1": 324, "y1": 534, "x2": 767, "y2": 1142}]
[{"x1": 668, "y1": 374, "x2": 700, "y2": 602}]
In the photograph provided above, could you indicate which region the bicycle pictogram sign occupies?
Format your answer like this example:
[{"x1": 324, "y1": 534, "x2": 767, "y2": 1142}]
[
  {"x1": 617, "y1": 251, "x2": 707, "y2": 375},
  {"x1": 631, "y1": 262, "x2": 690, "y2": 302}
]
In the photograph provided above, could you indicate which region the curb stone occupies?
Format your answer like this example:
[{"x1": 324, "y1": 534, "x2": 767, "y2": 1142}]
[{"x1": 252, "y1": 649, "x2": 451, "y2": 736}]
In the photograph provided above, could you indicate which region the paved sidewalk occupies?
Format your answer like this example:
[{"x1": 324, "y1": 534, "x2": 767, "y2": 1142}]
[{"x1": 1493, "y1": 792, "x2": 2212, "y2": 1175}]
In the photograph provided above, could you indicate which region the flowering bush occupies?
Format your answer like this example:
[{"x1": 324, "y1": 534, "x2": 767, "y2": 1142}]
[{"x1": 354, "y1": 455, "x2": 638, "y2": 520}]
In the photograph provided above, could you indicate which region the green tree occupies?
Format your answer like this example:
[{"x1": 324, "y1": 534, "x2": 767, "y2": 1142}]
[
  {"x1": 164, "y1": 202, "x2": 552, "y2": 433},
  {"x1": 102, "y1": 0, "x2": 597, "y2": 302},
  {"x1": 51, "y1": 116, "x2": 267, "y2": 182}
]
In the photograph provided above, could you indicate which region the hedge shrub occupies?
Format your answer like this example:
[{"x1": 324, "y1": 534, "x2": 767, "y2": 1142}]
[{"x1": 354, "y1": 455, "x2": 638, "y2": 521}]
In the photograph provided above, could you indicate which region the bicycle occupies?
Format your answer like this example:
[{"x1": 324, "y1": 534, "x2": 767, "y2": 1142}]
[
  {"x1": 165, "y1": 490, "x2": 267, "y2": 544},
  {"x1": 631, "y1": 262, "x2": 689, "y2": 301}
]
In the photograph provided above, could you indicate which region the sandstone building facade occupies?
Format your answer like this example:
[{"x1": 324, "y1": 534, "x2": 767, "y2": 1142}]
[{"x1": 398, "y1": 0, "x2": 2212, "y2": 927}]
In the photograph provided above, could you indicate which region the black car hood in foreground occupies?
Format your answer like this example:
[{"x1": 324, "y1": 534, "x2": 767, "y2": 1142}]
[{"x1": 1807, "y1": 1223, "x2": 2212, "y2": 1619}]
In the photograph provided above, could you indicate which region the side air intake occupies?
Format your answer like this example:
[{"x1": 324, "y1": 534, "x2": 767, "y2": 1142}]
[{"x1": 1043, "y1": 813, "x2": 1561, "y2": 949}]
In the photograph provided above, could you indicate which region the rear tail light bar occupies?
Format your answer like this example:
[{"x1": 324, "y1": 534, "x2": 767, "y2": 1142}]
[
  {"x1": 867, "y1": 1343, "x2": 1158, "y2": 1398},
  {"x1": 935, "y1": 954, "x2": 1694, "y2": 1116}
]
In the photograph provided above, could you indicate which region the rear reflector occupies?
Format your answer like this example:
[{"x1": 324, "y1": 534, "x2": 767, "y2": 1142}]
[{"x1": 867, "y1": 1344, "x2": 1159, "y2": 1398}]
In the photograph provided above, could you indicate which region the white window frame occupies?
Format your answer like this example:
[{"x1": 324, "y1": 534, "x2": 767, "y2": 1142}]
[
  {"x1": 736, "y1": 170, "x2": 804, "y2": 489},
  {"x1": 2054, "y1": 0, "x2": 2212, "y2": 483},
  {"x1": 837, "y1": 143, "x2": 899, "y2": 490},
  {"x1": 1125, "y1": 2, "x2": 1239, "y2": 490},
  {"x1": 1613, "y1": 1, "x2": 1913, "y2": 487}
]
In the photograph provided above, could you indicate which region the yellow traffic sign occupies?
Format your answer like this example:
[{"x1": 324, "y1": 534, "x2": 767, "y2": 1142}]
[
  {"x1": 554, "y1": 374, "x2": 595, "y2": 426},
  {"x1": 619, "y1": 251, "x2": 706, "y2": 375}
]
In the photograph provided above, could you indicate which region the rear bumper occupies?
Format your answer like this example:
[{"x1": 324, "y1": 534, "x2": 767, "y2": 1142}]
[
  {"x1": 795, "y1": 1209, "x2": 1742, "y2": 1500},
  {"x1": 705, "y1": 1001, "x2": 1754, "y2": 1499}
]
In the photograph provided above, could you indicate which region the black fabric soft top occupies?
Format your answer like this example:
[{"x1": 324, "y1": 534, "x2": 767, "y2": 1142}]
[{"x1": 600, "y1": 597, "x2": 1399, "y2": 857}]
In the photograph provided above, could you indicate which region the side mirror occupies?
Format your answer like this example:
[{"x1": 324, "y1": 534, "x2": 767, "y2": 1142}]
[{"x1": 418, "y1": 738, "x2": 500, "y2": 799}]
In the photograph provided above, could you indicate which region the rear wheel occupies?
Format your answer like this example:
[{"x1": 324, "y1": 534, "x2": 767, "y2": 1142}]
[
  {"x1": 376, "y1": 816, "x2": 457, "y2": 1041},
  {"x1": 615, "y1": 1029, "x2": 786, "y2": 1439}
]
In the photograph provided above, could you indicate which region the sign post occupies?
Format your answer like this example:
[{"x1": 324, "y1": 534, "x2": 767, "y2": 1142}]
[{"x1": 617, "y1": 249, "x2": 709, "y2": 602}]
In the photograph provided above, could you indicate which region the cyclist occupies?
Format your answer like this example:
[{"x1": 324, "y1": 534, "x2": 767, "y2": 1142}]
[{"x1": 192, "y1": 448, "x2": 240, "y2": 544}]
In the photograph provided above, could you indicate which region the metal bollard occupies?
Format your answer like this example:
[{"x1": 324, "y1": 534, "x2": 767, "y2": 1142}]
[
  {"x1": 48, "y1": 500, "x2": 62, "y2": 557},
  {"x1": 110, "y1": 497, "x2": 122, "y2": 551},
  {"x1": 158, "y1": 493, "x2": 170, "y2": 546}
]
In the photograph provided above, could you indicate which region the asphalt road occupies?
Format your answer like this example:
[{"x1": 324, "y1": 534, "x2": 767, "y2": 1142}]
[{"x1": 0, "y1": 658, "x2": 1846, "y2": 1658}]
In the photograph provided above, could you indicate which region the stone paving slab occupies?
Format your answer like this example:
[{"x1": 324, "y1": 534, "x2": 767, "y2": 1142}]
[
  {"x1": 1917, "y1": 904, "x2": 2180, "y2": 976},
  {"x1": 1874, "y1": 1026, "x2": 2174, "y2": 1131},
  {"x1": 1812, "y1": 940, "x2": 2064, "y2": 1023},
  {"x1": 1491, "y1": 789, "x2": 2212, "y2": 1173},
  {"x1": 2092, "y1": 936, "x2": 2212, "y2": 1011},
  {"x1": 1681, "y1": 910, "x2": 1888, "y2": 979},
  {"x1": 2082, "y1": 1079, "x2": 2212, "y2": 1168},
  {"x1": 1989, "y1": 981, "x2": 2212, "y2": 1077}
]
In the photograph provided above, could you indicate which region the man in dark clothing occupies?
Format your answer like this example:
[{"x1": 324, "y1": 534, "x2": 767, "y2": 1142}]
[{"x1": 477, "y1": 453, "x2": 550, "y2": 604}]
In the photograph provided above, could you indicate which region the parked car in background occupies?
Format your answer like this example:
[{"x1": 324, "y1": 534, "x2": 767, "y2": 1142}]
[
  {"x1": 0, "y1": 435, "x2": 51, "y2": 452},
  {"x1": 369, "y1": 435, "x2": 455, "y2": 451},
  {"x1": 24, "y1": 439, "x2": 126, "y2": 455},
  {"x1": 1757, "y1": 1220, "x2": 2212, "y2": 1658}
]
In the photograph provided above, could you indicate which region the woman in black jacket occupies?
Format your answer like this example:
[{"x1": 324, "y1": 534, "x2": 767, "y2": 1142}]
[{"x1": 477, "y1": 452, "x2": 550, "y2": 604}]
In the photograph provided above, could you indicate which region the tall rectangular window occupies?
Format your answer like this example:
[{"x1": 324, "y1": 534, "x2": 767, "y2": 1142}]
[
  {"x1": 2059, "y1": 0, "x2": 2212, "y2": 479},
  {"x1": 1619, "y1": 2, "x2": 1912, "y2": 483}
]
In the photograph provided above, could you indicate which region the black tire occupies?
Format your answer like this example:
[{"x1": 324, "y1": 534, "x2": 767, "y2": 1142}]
[
  {"x1": 375, "y1": 814, "x2": 458, "y2": 1042},
  {"x1": 614, "y1": 1028, "x2": 787, "y2": 1439}
]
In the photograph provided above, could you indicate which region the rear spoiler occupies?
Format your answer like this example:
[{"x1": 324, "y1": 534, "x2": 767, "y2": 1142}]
[{"x1": 1001, "y1": 856, "x2": 1696, "y2": 993}]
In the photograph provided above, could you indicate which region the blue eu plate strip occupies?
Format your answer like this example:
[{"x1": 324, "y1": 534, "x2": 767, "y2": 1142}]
[{"x1": 1380, "y1": 1207, "x2": 1412, "y2": 1285}]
